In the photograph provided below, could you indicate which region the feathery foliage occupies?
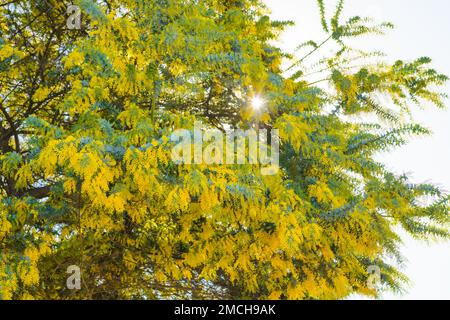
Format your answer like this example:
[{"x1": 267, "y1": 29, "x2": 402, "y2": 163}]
[{"x1": 0, "y1": 0, "x2": 448, "y2": 299}]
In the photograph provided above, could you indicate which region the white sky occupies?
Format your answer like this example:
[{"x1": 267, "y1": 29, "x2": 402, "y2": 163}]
[{"x1": 264, "y1": 0, "x2": 450, "y2": 299}]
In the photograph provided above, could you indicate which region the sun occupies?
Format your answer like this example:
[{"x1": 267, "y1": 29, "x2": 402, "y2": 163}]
[{"x1": 251, "y1": 96, "x2": 265, "y2": 110}]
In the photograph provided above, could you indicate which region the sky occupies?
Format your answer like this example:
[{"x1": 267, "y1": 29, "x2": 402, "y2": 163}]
[{"x1": 263, "y1": 0, "x2": 450, "y2": 299}]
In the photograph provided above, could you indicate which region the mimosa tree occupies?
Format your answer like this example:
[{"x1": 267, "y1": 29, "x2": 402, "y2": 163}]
[{"x1": 0, "y1": 0, "x2": 448, "y2": 299}]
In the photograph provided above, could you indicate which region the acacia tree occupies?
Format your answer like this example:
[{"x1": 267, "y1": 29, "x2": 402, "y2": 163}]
[{"x1": 0, "y1": 0, "x2": 448, "y2": 299}]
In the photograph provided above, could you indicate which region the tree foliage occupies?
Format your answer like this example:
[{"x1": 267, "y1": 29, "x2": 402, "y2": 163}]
[{"x1": 0, "y1": 0, "x2": 448, "y2": 299}]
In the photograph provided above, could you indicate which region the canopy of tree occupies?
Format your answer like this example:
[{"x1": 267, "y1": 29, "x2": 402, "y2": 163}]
[{"x1": 0, "y1": 0, "x2": 448, "y2": 299}]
